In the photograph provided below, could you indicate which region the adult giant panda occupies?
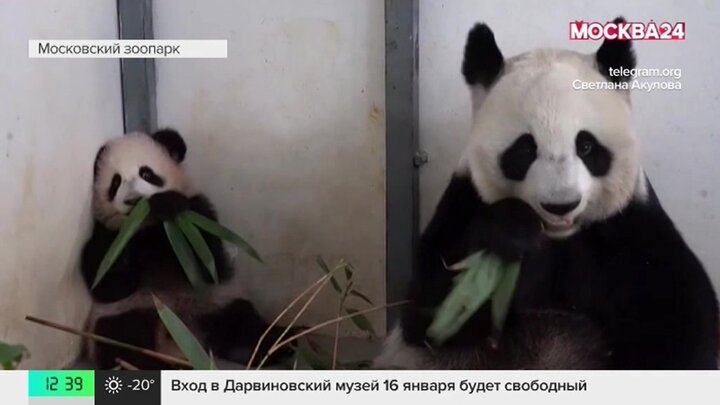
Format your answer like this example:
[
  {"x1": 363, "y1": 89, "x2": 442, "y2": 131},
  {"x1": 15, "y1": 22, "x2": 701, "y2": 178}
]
[
  {"x1": 80, "y1": 129, "x2": 286, "y2": 369},
  {"x1": 375, "y1": 18, "x2": 719, "y2": 370}
]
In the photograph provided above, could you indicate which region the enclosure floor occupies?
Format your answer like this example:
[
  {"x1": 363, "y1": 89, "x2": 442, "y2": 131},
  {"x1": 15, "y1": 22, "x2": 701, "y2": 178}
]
[{"x1": 68, "y1": 334, "x2": 382, "y2": 370}]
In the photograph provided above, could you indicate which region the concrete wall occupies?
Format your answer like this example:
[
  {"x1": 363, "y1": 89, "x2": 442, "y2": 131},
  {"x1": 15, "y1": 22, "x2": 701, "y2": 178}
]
[
  {"x1": 153, "y1": 0, "x2": 386, "y2": 335},
  {"x1": 0, "y1": 0, "x2": 123, "y2": 368},
  {"x1": 419, "y1": 0, "x2": 720, "y2": 293}
]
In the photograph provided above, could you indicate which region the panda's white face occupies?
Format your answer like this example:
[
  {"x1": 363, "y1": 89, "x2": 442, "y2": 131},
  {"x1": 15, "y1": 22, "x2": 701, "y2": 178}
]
[
  {"x1": 93, "y1": 133, "x2": 190, "y2": 230},
  {"x1": 464, "y1": 49, "x2": 642, "y2": 238}
]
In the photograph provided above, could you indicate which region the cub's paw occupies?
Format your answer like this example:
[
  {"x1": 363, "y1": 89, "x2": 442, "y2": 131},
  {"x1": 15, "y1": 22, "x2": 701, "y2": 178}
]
[
  {"x1": 472, "y1": 198, "x2": 544, "y2": 261},
  {"x1": 148, "y1": 191, "x2": 190, "y2": 221}
]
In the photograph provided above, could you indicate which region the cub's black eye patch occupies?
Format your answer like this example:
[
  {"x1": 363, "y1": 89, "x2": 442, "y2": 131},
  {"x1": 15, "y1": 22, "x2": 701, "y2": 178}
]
[
  {"x1": 139, "y1": 166, "x2": 165, "y2": 187},
  {"x1": 108, "y1": 174, "x2": 121, "y2": 201},
  {"x1": 500, "y1": 133, "x2": 537, "y2": 181},
  {"x1": 576, "y1": 130, "x2": 612, "y2": 176}
]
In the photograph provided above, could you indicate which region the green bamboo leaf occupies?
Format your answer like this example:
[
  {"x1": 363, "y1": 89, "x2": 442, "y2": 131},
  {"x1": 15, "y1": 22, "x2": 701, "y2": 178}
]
[
  {"x1": 176, "y1": 215, "x2": 218, "y2": 284},
  {"x1": 348, "y1": 290, "x2": 373, "y2": 305},
  {"x1": 164, "y1": 221, "x2": 207, "y2": 292},
  {"x1": 92, "y1": 198, "x2": 150, "y2": 289},
  {"x1": 491, "y1": 261, "x2": 521, "y2": 331},
  {"x1": 315, "y1": 256, "x2": 342, "y2": 293},
  {"x1": 183, "y1": 211, "x2": 262, "y2": 263},
  {"x1": 0, "y1": 342, "x2": 29, "y2": 370},
  {"x1": 345, "y1": 308, "x2": 377, "y2": 337},
  {"x1": 153, "y1": 295, "x2": 212, "y2": 370},
  {"x1": 426, "y1": 251, "x2": 504, "y2": 344}
]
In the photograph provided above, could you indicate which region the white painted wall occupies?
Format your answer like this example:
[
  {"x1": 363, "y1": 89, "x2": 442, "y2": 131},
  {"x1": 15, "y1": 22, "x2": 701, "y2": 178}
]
[
  {"x1": 419, "y1": 0, "x2": 720, "y2": 293},
  {"x1": 0, "y1": 0, "x2": 123, "y2": 368},
  {"x1": 154, "y1": 0, "x2": 386, "y2": 334}
]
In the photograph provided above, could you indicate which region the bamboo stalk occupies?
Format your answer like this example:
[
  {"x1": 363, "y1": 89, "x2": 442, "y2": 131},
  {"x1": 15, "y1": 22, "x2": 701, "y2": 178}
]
[
  {"x1": 331, "y1": 308, "x2": 341, "y2": 370},
  {"x1": 25, "y1": 315, "x2": 192, "y2": 368},
  {"x1": 266, "y1": 301, "x2": 410, "y2": 356}
]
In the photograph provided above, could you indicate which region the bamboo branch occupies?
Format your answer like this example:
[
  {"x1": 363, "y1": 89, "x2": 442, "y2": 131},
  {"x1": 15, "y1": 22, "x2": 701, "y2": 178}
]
[
  {"x1": 267, "y1": 301, "x2": 410, "y2": 356},
  {"x1": 255, "y1": 276, "x2": 333, "y2": 370},
  {"x1": 254, "y1": 266, "x2": 346, "y2": 370},
  {"x1": 246, "y1": 267, "x2": 343, "y2": 369},
  {"x1": 25, "y1": 315, "x2": 192, "y2": 368}
]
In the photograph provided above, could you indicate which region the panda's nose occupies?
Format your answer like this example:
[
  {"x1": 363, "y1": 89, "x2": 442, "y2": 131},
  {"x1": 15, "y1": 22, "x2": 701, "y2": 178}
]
[{"x1": 541, "y1": 200, "x2": 580, "y2": 216}]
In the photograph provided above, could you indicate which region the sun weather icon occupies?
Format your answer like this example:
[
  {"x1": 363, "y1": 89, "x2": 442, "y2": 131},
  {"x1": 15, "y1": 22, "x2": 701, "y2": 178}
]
[{"x1": 104, "y1": 376, "x2": 123, "y2": 395}]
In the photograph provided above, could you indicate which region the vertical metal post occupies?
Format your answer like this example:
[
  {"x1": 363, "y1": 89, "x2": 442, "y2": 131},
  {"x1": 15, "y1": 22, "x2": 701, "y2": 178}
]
[
  {"x1": 117, "y1": 0, "x2": 156, "y2": 133},
  {"x1": 385, "y1": 0, "x2": 419, "y2": 330}
]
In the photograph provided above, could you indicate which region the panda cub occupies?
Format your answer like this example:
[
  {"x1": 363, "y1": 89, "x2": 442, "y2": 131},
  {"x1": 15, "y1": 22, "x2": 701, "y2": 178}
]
[
  {"x1": 81, "y1": 129, "x2": 283, "y2": 369},
  {"x1": 375, "y1": 18, "x2": 719, "y2": 370}
]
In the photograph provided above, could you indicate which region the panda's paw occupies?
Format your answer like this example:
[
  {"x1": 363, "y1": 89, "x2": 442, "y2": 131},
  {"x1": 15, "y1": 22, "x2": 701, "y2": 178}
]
[
  {"x1": 148, "y1": 191, "x2": 190, "y2": 221},
  {"x1": 474, "y1": 198, "x2": 544, "y2": 262}
]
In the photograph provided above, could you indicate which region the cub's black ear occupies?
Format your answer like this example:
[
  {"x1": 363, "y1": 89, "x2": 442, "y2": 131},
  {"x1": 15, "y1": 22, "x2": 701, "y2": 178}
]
[
  {"x1": 595, "y1": 17, "x2": 636, "y2": 83},
  {"x1": 151, "y1": 128, "x2": 187, "y2": 163},
  {"x1": 462, "y1": 23, "x2": 504, "y2": 87},
  {"x1": 93, "y1": 145, "x2": 107, "y2": 178}
]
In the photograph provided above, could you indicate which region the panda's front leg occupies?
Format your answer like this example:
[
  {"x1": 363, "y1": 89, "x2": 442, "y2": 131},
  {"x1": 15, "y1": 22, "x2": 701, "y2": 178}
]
[
  {"x1": 428, "y1": 198, "x2": 546, "y2": 345},
  {"x1": 403, "y1": 175, "x2": 544, "y2": 347}
]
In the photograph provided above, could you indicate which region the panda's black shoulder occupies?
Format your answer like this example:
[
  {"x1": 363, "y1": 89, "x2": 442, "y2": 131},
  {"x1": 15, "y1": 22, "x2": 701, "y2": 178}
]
[
  {"x1": 577, "y1": 190, "x2": 718, "y2": 320},
  {"x1": 584, "y1": 190, "x2": 690, "y2": 255}
]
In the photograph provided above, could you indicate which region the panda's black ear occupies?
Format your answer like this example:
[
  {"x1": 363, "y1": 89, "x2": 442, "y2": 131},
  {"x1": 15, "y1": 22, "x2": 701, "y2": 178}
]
[
  {"x1": 462, "y1": 23, "x2": 504, "y2": 88},
  {"x1": 595, "y1": 17, "x2": 636, "y2": 83},
  {"x1": 151, "y1": 128, "x2": 187, "y2": 163}
]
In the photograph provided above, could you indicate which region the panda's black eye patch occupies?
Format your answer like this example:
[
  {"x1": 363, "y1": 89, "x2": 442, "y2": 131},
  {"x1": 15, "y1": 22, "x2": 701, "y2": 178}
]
[
  {"x1": 108, "y1": 174, "x2": 121, "y2": 201},
  {"x1": 576, "y1": 130, "x2": 612, "y2": 176},
  {"x1": 139, "y1": 166, "x2": 165, "y2": 187},
  {"x1": 500, "y1": 133, "x2": 537, "y2": 181}
]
